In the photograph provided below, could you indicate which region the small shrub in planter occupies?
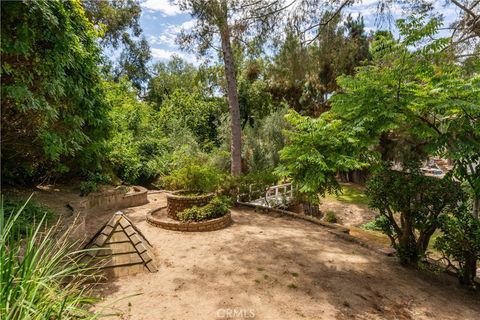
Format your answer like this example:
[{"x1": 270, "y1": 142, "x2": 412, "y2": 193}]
[
  {"x1": 163, "y1": 160, "x2": 223, "y2": 194},
  {"x1": 177, "y1": 196, "x2": 231, "y2": 222}
]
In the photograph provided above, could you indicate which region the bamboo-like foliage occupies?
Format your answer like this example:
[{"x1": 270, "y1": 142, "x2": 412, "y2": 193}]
[{"x1": 0, "y1": 196, "x2": 99, "y2": 319}]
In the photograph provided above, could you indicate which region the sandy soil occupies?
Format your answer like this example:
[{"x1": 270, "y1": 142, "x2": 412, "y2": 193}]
[
  {"x1": 318, "y1": 198, "x2": 376, "y2": 227},
  {"x1": 89, "y1": 193, "x2": 480, "y2": 320}
]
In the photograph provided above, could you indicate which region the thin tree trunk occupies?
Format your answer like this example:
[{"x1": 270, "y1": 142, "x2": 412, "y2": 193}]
[{"x1": 220, "y1": 26, "x2": 242, "y2": 176}]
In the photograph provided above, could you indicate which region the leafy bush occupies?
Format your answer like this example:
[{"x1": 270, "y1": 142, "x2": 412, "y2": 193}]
[
  {"x1": 1, "y1": 1, "x2": 110, "y2": 184},
  {"x1": 324, "y1": 211, "x2": 338, "y2": 223},
  {"x1": 361, "y1": 215, "x2": 389, "y2": 232},
  {"x1": 163, "y1": 159, "x2": 223, "y2": 193},
  {"x1": 366, "y1": 163, "x2": 464, "y2": 266},
  {"x1": 0, "y1": 198, "x2": 97, "y2": 318},
  {"x1": 435, "y1": 206, "x2": 480, "y2": 289},
  {"x1": 2, "y1": 196, "x2": 53, "y2": 239},
  {"x1": 177, "y1": 196, "x2": 231, "y2": 222},
  {"x1": 79, "y1": 172, "x2": 112, "y2": 196}
]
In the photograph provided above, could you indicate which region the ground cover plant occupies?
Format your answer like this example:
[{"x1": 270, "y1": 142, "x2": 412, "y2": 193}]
[
  {"x1": 177, "y1": 195, "x2": 232, "y2": 222},
  {"x1": 0, "y1": 198, "x2": 98, "y2": 319}
]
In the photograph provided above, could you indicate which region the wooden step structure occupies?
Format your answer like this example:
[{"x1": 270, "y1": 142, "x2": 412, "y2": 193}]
[{"x1": 84, "y1": 211, "x2": 157, "y2": 277}]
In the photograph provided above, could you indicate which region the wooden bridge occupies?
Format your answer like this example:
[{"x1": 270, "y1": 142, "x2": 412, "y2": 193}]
[{"x1": 238, "y1": 182, "x2": 294, "y2": 209}]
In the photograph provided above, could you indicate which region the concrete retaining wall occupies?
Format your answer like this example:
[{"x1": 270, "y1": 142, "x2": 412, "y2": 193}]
[{"x1": 86, "y1": 186, "x2": 148, "y2": 211}]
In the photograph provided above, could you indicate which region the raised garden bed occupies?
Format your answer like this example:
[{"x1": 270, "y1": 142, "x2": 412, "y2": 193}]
[
  {"x1": 166, "y1": 191, "x2": 214, "y2": 220},
  {"x1": 147, "y1": 206, "x2": 232, "y2": 232}
]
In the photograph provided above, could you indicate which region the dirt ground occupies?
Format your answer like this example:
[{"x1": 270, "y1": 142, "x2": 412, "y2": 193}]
[
  {"x1": 87, "y1": 193, "x2": 480, "y2": 320},
  {"x1": 7, "y1": 187, "x2": 479, "y2": 319}
]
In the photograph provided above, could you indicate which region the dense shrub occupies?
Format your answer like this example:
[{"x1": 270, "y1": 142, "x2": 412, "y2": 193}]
[
  {"x1": 177, "y1": 196, "x2": 231, "y2": 222},
  {"x1": 163, "y1": 159, "x2": 223, "y2": 193},
  {"x1": 435, "y1": 206, "x2": 480, "y2": 289},
  {"x1": 361, "y1": 215, "x2": 390, "y2": 232},
  {"x1": 242, "y1": 106, "x2": 289, "y2": 173},
  {"x1": 219, "y1": 170, "x2": 278, "y2": 202},
  {"x1": 366, "y1": 163, "x2": 464, "y2": 266},
  {"x1": 1, "y1": 0, "x2": 110, "y2": 184}
]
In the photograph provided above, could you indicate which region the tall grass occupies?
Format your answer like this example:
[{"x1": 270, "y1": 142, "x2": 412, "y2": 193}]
[{"x1": 0, "y1": 196, "x2": 98, "y2": 319}]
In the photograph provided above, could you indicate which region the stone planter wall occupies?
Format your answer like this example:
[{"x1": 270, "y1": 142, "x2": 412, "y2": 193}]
[
  {"x1": 147, "y1": 206, "x2": 232, "y2": 232},
  {"x1": 87, "y1": 186, "x2": 148, "y2": 211},
  {"x1": 166, "y1": 192, "x2": 214, "y2": 220}
]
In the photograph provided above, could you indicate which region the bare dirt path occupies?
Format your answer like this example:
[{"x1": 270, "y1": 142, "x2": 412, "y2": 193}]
[{"x1": 92, "y1": 193, "x2": 480, "y2": 320}]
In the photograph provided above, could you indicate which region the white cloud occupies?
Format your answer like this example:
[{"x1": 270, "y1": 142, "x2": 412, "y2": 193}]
[
  {"x1": 151, "y1": 48, "x2": 198, "y2": 64},
  {"x1": 147, "y1": 20, "x2": 196, "y2": 47},
  {"x1": 142, "y1": 0, "x2": 182, "y2": 16}
]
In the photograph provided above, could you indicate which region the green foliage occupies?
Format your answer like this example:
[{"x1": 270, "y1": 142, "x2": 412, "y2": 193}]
[
  {"x1": 0, "y1": 198, "x2": 97, "y2": 319},
  {"x1": 243, "y1": 106, "x2": 289, "y2": 173},
  {"x1": 330, "y1": 15, "x2": 480, "y2": 207},
  {"x1": 276, "y1": 110, "x2": 366, "y2": 203},
  {"x1": 177, "y1": 195, "x2": 231, "y2": 222},
  {"x1": 219, "y1": 170, "x2": 278, "y2": 201},
  {"x1": 83, "y1": 0, "x2": 150, "y2": 92},
  {"x1": 366, "y1": 163, "x2": 464, "y2": 265},
  {"x1": 104, "y1": 78, "x2": 173, "y2": 183},
  {"x1": 1, "y1": 0, "x2": 110, "y2": 184},
  {"x1": 435, "y1": 206, "x2": 480, "y2": 289},
  {"x1": 268, "y1": 14, "x2": 370, "y2": 115},
  {"x1": 79, "y1": 171, "x2": 112, "y2": 196},
  {"x1": 158, "y1": 89, "x2": 222, "y2": 147},
  {"x1": 324, "y1": 211, "x2": 338, "y2": 223},
  {"x1": 79, "y1": 181, "x2": 99, "y2": 196},
  {"x1": 147, "y1": 56, "x2": 211, "y2": 106},
  {"x1": 2, "y1": 197, "x2": 54, "y2": 240},
  {"x1": 361, "y1": 215, "x2": 390, "y2": 232},
  {"x1": 163, "y1": 159, "x2": 223, "y2": 193}
]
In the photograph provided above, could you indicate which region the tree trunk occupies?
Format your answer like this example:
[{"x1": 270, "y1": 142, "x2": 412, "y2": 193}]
[
  {"x1": 220, "y1": 26, "x2": 242, "y2": 176},
  {"x1": 460, "y1": 253, "x2": 478, "y2": 289}
]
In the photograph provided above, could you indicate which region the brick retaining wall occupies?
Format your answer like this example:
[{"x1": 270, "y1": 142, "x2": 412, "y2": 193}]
[
  {"x1": 166, "y1": 192, "x2": 213, "y2": 220},
  {"x1": 147, "y1": 206, "x2": 232, "y2": 232}
]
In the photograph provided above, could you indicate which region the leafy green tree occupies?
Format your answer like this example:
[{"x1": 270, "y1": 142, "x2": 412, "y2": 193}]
[
  {"x1": 276, "y1": 110, "x2": 365, "y2": 203},
  {"x1": 158, "y1": 89, "x2": 223, "y2": 147},
  {"x1": 367, "y1": 164, "x2": 464, "y2": 265},
  {"x1": 177, "y1": 0, "x2": 293, "y2": 176},
  {"x1": 237, "y1": 58, "x2": 275, "y2": 127},
  {"x1": 435, "y1": 205, "x2": 480, "y2": 289},
  {"x1": 1, "y1": 0, "x2": 110, "y2": 184},
  {"x1": 277, "y1": 15, "x2": 479, "y2": 282},
  {"x1": 268, "y1": 14, "x2": 370, "y2": 115},
  {"x1": 147, "y1": 56, "x2": 206, "y2": 107},
  {"x1": 82, "y1": 0, "x2": 142, "y2": 48},
  {"x1": 82, "y1": 0, "x2": 151, "y2": 92},
  {"x1": 331, "y1": 16, "x2": 480, "y2": 217},
  {"x1": 115, "y1": 35, "x2": 151, "y2": 93},
  {"x1": 105, "y1": 78, "x2": 170, "y2": 183}
]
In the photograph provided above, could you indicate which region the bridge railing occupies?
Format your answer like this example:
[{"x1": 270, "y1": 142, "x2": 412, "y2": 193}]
[{"x1": 238, "y1": 182, "x2": 294, "y2": 208}]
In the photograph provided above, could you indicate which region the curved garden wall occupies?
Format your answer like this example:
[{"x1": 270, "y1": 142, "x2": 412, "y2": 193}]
[
  {"x1": 166, "y1": 192, "x2": 213, "y2": 220},
  {"x1": 147, "y1": 206, "x2": 232, "y2": 232},
  {"x1": 86, "y1": 186, "x2": 148, "y2": 211}
]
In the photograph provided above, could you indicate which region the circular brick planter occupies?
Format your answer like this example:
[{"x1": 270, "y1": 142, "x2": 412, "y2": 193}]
[
  {"x1": 166, "y1": 192, "x2": 214, "y2": 220},
  {"x1": 147, "y1": 206, "x2": 232, "y2": 232}
]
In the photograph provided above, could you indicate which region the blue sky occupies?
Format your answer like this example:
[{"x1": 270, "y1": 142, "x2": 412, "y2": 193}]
[{"x1": 140, "y1": 0, "x2": 461, "y2": 64}]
